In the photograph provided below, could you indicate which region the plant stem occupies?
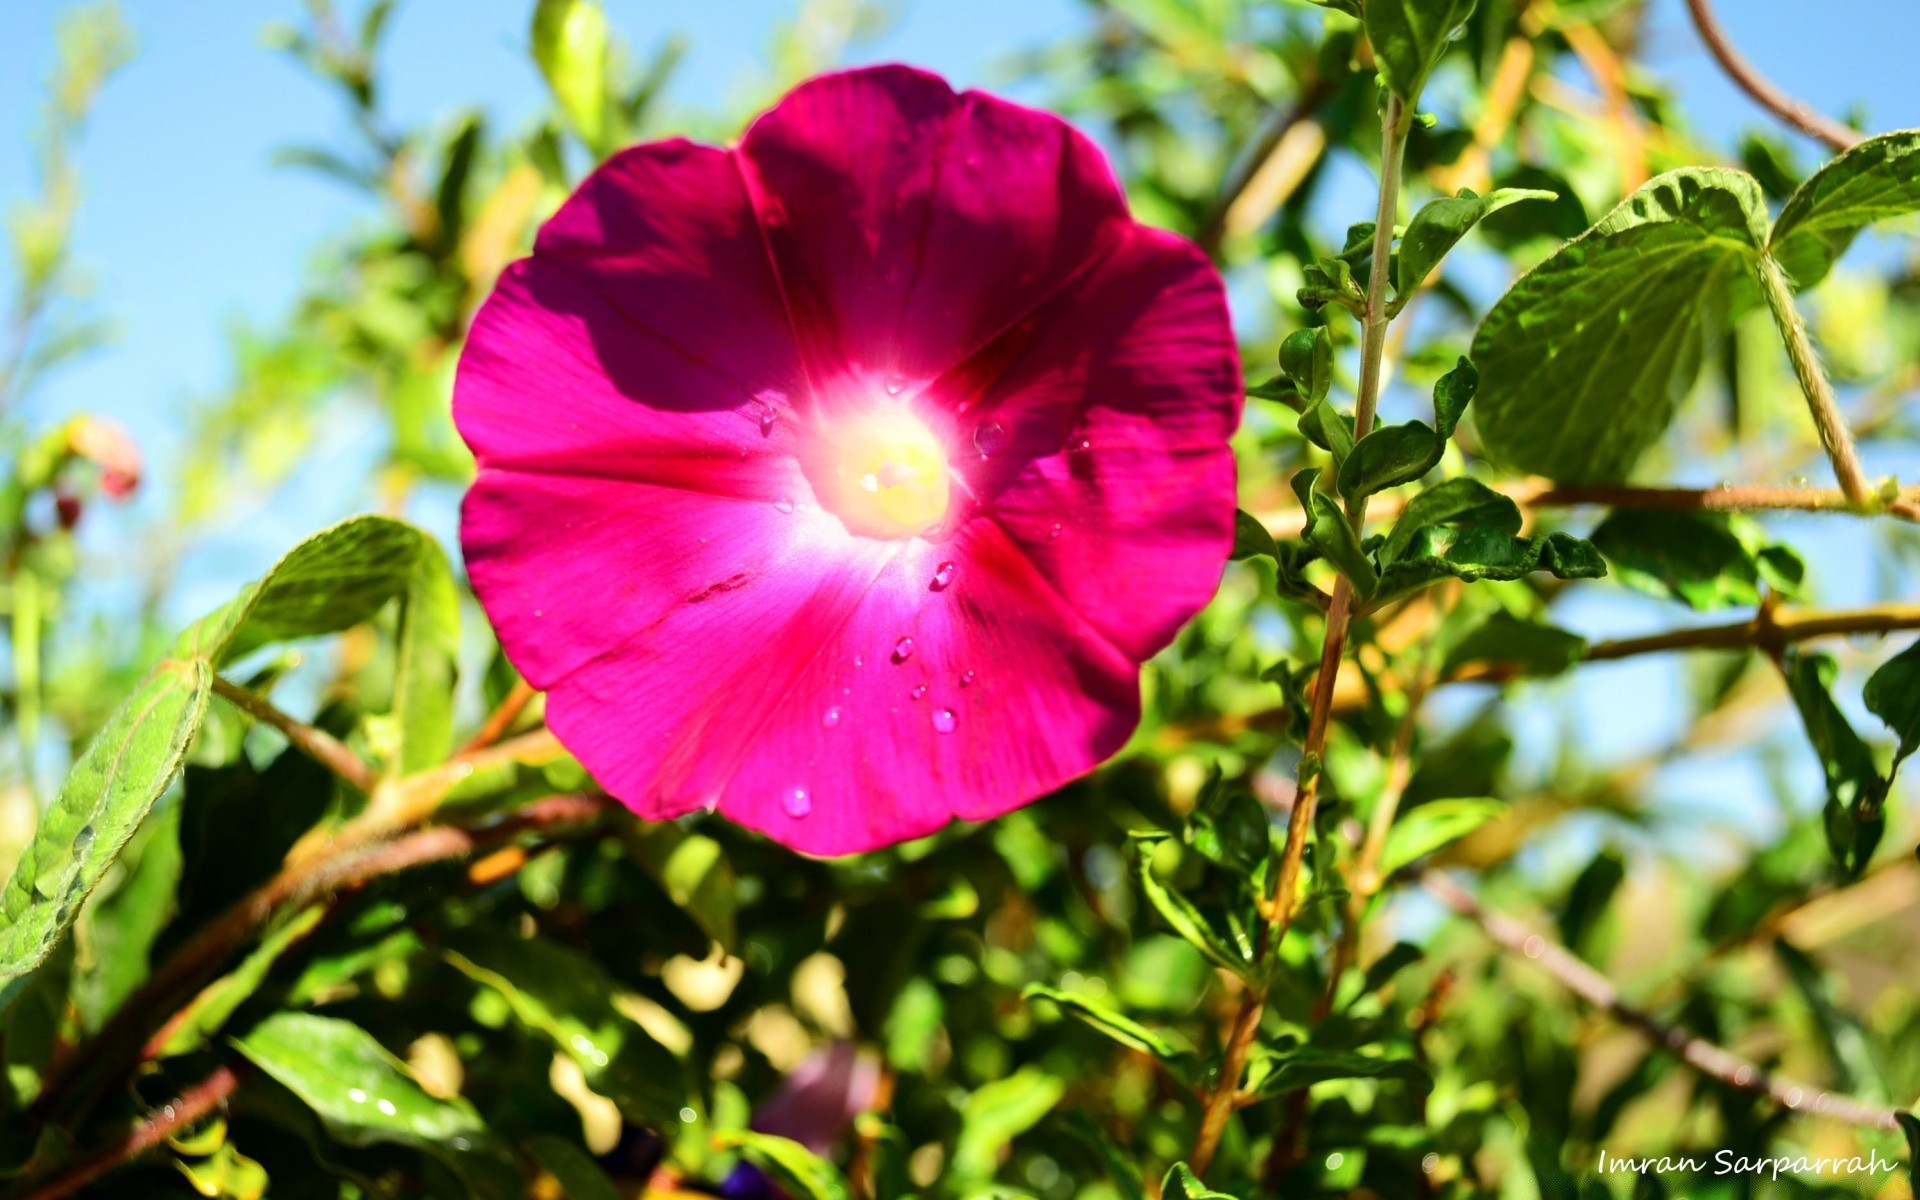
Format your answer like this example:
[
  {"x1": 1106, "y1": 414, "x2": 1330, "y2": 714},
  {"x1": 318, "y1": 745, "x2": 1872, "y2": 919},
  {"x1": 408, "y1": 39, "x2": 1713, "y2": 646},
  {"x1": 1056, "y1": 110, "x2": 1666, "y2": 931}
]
[
  {"x1": 1188, "y1": 93, "x2": 1413, "y2": 1180},
  {"x1": 1423, "y1": 871, "x2": 1902, "y2": 1130},
  {"x1": 459, "y1": 678, "x2": 540, "y2": 754},
  {"x1": 208, "y1": 674, "x2": 376, "y2": 793},
  {"x1": 1758, "y1": 254, "x2": 1873, "y2": 507},
  {"x1": 14, "y1": 1065, "x2": 245, "y2": 1200},
  {"x1": 1683, "y1": 0, "x2": 1862, "y2": 153}
]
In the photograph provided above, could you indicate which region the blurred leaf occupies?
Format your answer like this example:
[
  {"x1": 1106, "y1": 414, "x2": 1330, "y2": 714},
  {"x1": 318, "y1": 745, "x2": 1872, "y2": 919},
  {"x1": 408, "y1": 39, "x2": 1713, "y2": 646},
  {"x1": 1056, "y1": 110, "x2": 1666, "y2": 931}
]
[
  {"x1": 1556, "y1": 849, "x2": 1625, "y2": 958},
  {"x1": 884, "y1": 977, "x2": 943, "y2": 1073},
  {"x1": 716, "y1": 1131, "x2": 851, "y2": 1200},
  {"x1": 1442, "y1": 611, "x2": 1586, "y2": 678},
  {"x1": 233, "y1": 1011, "x2": 520, "y2": 1199},
  {"x1": 1864, "y1": 638, "x2": 1920, "y2": 774},
  {"x1": 0, "y1": 660, "x2": 209, "y2": 992},
  {"x1": 624, "y1": 826, "x2": 737, "y2": 949},
  {"x1": 1474, "y1": 169, "x2": 1767, "y2": 482},
  {"x1": 1186, "y1": 770, "x2": 1270, "y2": 877},
  {"x1": 527, "y1": 1133, "x2": 622, "y2": 1200},
  {"x1": 1589, "y1": 511, "x2": 1765, "y2": 610},
  {"x1": 1230, "y1": 510, "x2": 1279, "y2": 562},
  {"x1": 1358, "y1": 942, "x2": 1424, "y2": 998},
  {"x1": 951, "y1": 1067, "x2": 1065, "y2": 1181},
  {"x1": 531, "y1": 0, "x2": 611, "y2": 151},
  {"x1": 1782, "y1": 650, "x2": 1887, "y2": 877},
  {"x1": 1242, "y1": 1044, "x2": 1426, "y2": 1101},
  {"x1": 72, "y1": 800, "x2": 181, "y2": 1029},
  {"x1": 442, "y1": 928, "x2": 684, "y2": 1126},
  {"x1": 392, "y1": 536, "x2": 460, "y2": 774},
  {"x1": 1131, "y1": 835, "x2": 1257, "y2": 977},
  {"x1": 1770, "y1": 129, "x2": 1920, "y2": 290},
  {"x1": 1396, "y1": 188, "x2": 1555, "y2": 297},
  {"x1": 1380, "y1": 799, "x2": 1508, "y2": 877},
  {"x1": 1479, "y1": 166, "x2": 1590, "y2": 248},
  {"x1": 1023, "y1": 985, "x2": 1198, "y2": 1081},
  {"x1": 1366, "y1": 0, "x2": 1477, "y2": 104},
  {"x1": 1162, "y1": 1162, "x2": 1238, "y2": 1200},
  {"x1": 158, "y1": 906, "x2": 325, "y2": 1058},
  {"x1": 1898, "y1": 1111, "x2": 1919, "y2": 1191}
]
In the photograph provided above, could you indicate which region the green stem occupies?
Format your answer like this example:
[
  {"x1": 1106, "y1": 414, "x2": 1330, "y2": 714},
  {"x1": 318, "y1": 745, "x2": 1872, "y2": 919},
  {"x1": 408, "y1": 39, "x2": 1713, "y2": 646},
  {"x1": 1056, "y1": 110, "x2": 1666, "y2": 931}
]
[{"x1": 1759, "y1": 253, "x2": 1872, "y2": 506}]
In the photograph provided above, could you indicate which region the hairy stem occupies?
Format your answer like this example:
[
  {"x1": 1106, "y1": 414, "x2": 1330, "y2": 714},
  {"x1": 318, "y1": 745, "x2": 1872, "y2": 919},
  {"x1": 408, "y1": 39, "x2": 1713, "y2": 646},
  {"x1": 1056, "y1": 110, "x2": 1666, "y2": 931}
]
[
  {"x1": 208, "y1": 674, "x2": 376, "y2": 793},
  {"x1": 1424, "y1": 871, "x2": 1901, "y2": 1130},
  {"x1": 1683, "y1": 0, "x2": 1862, "y2": 153},
  {"x1": 1759, "y1": 254, "x2": 1873, "y2": 506},
  {"x1": 15, "y1": 1065, "x2": 246, "y2": 1200}
]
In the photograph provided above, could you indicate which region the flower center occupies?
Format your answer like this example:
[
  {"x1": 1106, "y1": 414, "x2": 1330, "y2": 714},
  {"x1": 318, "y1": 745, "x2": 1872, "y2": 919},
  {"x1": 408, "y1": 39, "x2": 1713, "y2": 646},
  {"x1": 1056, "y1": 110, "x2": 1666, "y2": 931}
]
[{"x1": 804, "y1": 405, "x2": 951, "y2": 540}]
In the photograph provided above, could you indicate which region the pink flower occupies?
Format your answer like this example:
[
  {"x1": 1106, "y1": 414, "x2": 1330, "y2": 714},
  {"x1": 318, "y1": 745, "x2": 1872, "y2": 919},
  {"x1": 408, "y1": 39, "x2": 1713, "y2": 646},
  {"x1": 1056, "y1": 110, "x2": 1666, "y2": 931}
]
[{"x1": 456, "y1": 66, "x2": 1240, "y2": 855}]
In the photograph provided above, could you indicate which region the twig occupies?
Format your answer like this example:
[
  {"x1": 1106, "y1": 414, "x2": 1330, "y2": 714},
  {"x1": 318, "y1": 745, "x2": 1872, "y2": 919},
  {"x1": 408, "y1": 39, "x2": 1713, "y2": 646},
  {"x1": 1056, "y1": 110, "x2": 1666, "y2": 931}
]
[
  {"x1": 1199, "y1": 78, "x2": 1335, "y2": 254},
  {"x1": 208, "y1": 675, "x2": 377, "y2": 793},
  {"x1": 1422, "y1": 871, "x2": 1902, "y2": 1130},
  {"x1": 1758, "y1": 255, "x2": 1874, "y2": 507},
  {"x1": 459, "y1": 678, "x2": 539, "y2": 754},
  {"x1": 13, "y1": 1064, "x2": 246, "y2": 1200},
  {"x1": 1683, "y1": 0, "x2": 1862, "y2": 153},
  {"x1": 1560, "y1": 21, "x2": 1648, "y2": 190}
]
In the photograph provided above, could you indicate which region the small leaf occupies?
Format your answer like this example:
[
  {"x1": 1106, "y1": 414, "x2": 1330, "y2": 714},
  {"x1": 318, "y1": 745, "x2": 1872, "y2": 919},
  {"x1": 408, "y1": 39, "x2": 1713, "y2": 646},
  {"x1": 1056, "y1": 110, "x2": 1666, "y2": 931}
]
[
  {"x1": 1337, "y1": 421, "x2": 1442, "y2": 502},
  {"x1": 1897, "y1": 1111, "x2": 1919, "y2": 1192},
  {"x1": 1280, "y1": 327, "x2": 1332, "y2": 404},
  {"x1": 1396, "y1": 188, "x2": 1556, "y2": 298},
  {"x1": 1782, "y1": 651, "x2": 1887, "y2": 877},
  {"x1": 1358, "y1": 942, "x2": 1425, "y2": 997},
  {"x1": 1588, "y1": 511, "x2": 1764, "y2": 610},
  {"x1": 1131, "y1": 835, "x2": 1255, "y2": 977},
  {"x1": 1241, "y1": 1045, "x2": 1427, "y2": 1101},
  {"x1": 1442, "y1": 611, "x2": 1587, "y2": 678},
  {"x1": 1473, "y1": 169, "x2": 1768, "y2": 482},
  {"x1": 1230, "y1": 510, "x2": 1279, "y2": 562},
  {"x1": 531, "y1": 0, "x2": 611, "y2": 150},
  {"x1": 1023, "y1": 985, "x2": 1197, "y2": 1081},
  {"x1": 527, "y1": 1134, "x2": 622, "y2": 1200},
  {"x1": 157, "y1": 906, "x2": 326, "y2": 1057},
  {"x1": 1863, "y1": 639, "x2": 1920, "y2": 774},
  {"x1": 1431, "y1": 356, "x2": 1477, "y2": 438},
  {"x1": 1187, "y1": 772, "x2": 1272, "y2": 877},
  {"x1": 1770, "y1": 129, "x2": 1920, "y2": 290},
  {"x1": 233, "y1": 1011, "x2": 520, "y2": 1199},
  {"x1": 1365, "y1": 0, "x2": 1478, "y2": 104},
  {"x1": 1374, "y1": 528, "x2": 1604, "y2": 602},
  {"x1": 1162, "y1": 1162, "x2": 1239, "y2": 1200},
  {"x1": 1380, "y1": 798, "x2": 1509, "y2": 877},
  {"x1": 1381, "y1": 477, "x2": 1520, "y2": 564},
  {"x1": 1291, "y1": 468, "x2": 1376, "y2": 596},
  {"x1": 716, "y1": 1131, "x2": 852, "y2": 1200},
  {"x1": 391, "y1": 536, "x2": 461, "y2": 774},
  {"x1": 951, "y1": 1067, "x2": 1065, "y2": 1181},
  {"x1": 0, "y1": 661, "x2": 209, "y2": 985}
]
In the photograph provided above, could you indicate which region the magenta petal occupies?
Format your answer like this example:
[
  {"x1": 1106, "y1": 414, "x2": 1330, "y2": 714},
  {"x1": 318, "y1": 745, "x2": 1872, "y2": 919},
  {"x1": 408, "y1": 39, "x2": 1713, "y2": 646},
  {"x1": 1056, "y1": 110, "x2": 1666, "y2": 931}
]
[{"x1": 736, "y1": 65, "x2": 1130, "y2": 390}]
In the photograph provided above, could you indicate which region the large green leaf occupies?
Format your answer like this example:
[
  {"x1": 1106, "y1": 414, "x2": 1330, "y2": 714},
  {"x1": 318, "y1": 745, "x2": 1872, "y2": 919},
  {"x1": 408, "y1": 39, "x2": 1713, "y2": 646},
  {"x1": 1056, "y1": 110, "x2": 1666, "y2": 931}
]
[
  {"x1": 1131, "y1": 834, "x2": 1257, "y2": 978},
  {"x1": 1863, "y1": 639, "x2": 1920, "y2": 775},
  {"x1": 951, "y1": 1066, "x2": 1065, "y2": 1181},
  {"x1": 0, "y1": 660, "x2": 209, "y2": 988},
  {"x1": 1441, "y1": 611, "x2": 1587, "y2": 678},
  {"x1": 233, "y1": 1010, "x2": 520, "y2": 1199},
  {"x1": 1588, "y1": 511, "x2": 1766, "y2": 610},
  {"x1": 1770, "y1": 129, "x2": 1920, "y2": 290},
  {"x1": 1473, "y1": 169, "x2": 1768, "y2": 482},
  {"x1": 1782, "y1": 651, "x2": 1887, "y2": 877},
  {"x1": 1365, "y1": 0, "x2": 1477, "y2": 105},
  {"x1": 442, "y1": 929, "x2": 684, "y2": 1126},
  {"x1": 1381, "y1": 477, "x2": 1522, "y2": 563}
]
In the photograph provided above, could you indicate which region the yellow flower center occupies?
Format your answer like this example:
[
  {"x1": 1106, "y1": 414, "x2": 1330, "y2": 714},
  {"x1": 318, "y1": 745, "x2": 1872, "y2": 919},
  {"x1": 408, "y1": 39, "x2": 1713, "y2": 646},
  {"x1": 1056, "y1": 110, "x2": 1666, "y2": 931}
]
[{"x1": 805, "y1": 405, "x2": 951, "y2": 540}]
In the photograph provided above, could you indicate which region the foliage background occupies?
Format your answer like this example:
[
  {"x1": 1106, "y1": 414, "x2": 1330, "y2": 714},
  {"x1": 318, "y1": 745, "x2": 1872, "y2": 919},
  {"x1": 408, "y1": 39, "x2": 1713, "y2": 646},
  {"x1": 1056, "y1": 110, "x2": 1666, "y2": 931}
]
[{"x1": 1, "y1": 1, "x2": 1919, "y2": 1198}]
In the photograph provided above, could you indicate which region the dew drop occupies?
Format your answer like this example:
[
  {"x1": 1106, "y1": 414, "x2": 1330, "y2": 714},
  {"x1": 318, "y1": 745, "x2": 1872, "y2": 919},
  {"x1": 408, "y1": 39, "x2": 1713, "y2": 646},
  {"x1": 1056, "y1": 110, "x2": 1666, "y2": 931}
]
[
  {"x1": 74, "y1": 823, "x2": 95, "y2": 854},
  {"x1": 1048, "y1": 522, "x2": 1063, "y2": 539},
  {"x1": 377, "y1": 1098, "x2": 398, "y2": 1116},
  {"x1": 822, "y1": 706, "x2": 843, "y2": 729},
  {"x1": 973, "y1": 421, "x2": 1009, "y2": 457},
  {"x1": 1074, "y1": 436, "x2": 1091, "y2": 452},
  {"x1": 774, "y1": 496, "x2": 795, "y2": 514},
  {"x1": 853, "y1": 654, "x2": 865, "y2": 668},
  {"x1": 892, "y1": 636, "x2": 915, "y2": 663},
  {"x1": 348, "y1": 1088, "x2": 368, "y2": 1104},
  {"x1": 759, "y1": 408, "x2": 778, "y2": 435},
  {"x1": 884, "y1": 374, "x2": 906, "y2": 396},
  {"x1": 783, "y1": 787, "x2": 812, "y2": 818},
  {"x1": 959, "y1": 670, "x2": 975, "y2": 687},
  {"x1": 162, "y1": 1104, "x2": 178, "y2": 1121},
  {"x1": 931, "y1": 561, "x2": 957, "y2": 590},
  {"x1": 910, "y1": 684, "x2": 928, "y2": 700},
  {"x1": 931, "y1": 708, "x2": 958, "y2": 734}
]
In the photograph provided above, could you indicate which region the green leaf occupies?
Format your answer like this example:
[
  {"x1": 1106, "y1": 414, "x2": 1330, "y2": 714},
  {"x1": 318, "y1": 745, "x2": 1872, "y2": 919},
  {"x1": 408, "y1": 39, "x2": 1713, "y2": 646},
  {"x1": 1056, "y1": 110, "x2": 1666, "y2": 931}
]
[
  {"x1": 531, "y1": 0, "x2": 611, "y2": 150},
  {"x1": 1374, "y1": 528, "x2": 1604, "y2": 602},
  {"x1": 1291, "y1": 468, "x2": 1376, "y2": 596},
  {"x1": 1241, "y1": 1044, "x2": 1427, "y2": 1101},
  {"x1": 623, "y1": 826, "x2": 737, "y2": 949},
  {"x1": 1396, "y1": 188, "x2": 1556, "y2": 298},
  {"x1": 1442, "y1": 611, "x2": 1587, "y2": 678},
  {"x1": 1366, "y1": 0, "x2": 1477, "y2": 104},
  {"x1": 1337, "y1": 421, "x2": 1442, "y2": 503},
  {"x1": 1864, "y1": 639, "x2": 1920, "y2": 774},
  {"x1": 1770, "y1": 130, "x2": 1920, "y2": 290},
  {"x1": 1473, "y1": 168, "x2": 1768, "y2": 482},
  {"x1": 1431, "y1": 357, "x2": 1477, "y2": 439},
  {"x1": 1230, "y1": 510, "x2": 1279, "y2": 562},
  {"x1": 391, "y1": 537, "x2": 460, "y2": 774},
  {"x1": 157, "y1": 906, "x2": 325, "y2": 1057},
  {"x1": 1380, "y1": 798, "x2": 1509, "y2": 876},
  {"x1": 71, "y1": 801, "x2": 181, "y2": 1030},
  {"x1": 1131, "y1": 834, "x2": 1257, "y2": 977},
  {"x1": 526, "y1": 1135, "x2": 621, "y2": 1200},
  {"x1": 1023, "y1": 985, "x2": 1197, "y2": 1081},
  {"x1": 1381, "y1": 477, "x2": 1520, "y2": 564},
  {"x1": 1186, "y1": 772, "x2": 1271, "y2": 877},
  {"x1": 1782, "y1": 651, "x2": 1887, "y2": 877},
  {"x1": 0, "y1": 661, "x2": 209, "y2": 986},
  {"x1": 951, "y1": 1067, "x2": 1065, "y2": 1181},
  {"x1": 1588, "y1": 511, "x2": 1765, "y2": 610},
  {"x1": 1161, "y1": 1162, "x2": 1238, "y2": 1200},
  {"x1": 717, "y1": 1132, "x2": 851, "y2": 1200},
  {"x1": 1897, "y1": 1111, "x2": 1919, "y2": 1192},
  {"x1": 1280, "y1": 327, "x2": 1332, "y2": 404},
  {"x1": 441, "y1": 929, "x2": 684, "y2": 1126},
  {"x1": 233, "y1": 1010, "x2": 520, "y2": 1199}
]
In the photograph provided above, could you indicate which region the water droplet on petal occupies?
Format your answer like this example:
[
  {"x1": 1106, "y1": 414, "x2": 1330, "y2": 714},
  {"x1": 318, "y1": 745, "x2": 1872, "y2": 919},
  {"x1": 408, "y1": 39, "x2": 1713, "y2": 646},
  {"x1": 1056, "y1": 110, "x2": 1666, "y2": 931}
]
[
  {"x1": 910, "y1": 684, "x2": 927, "y2": 700},
  {"x1": 1048, "y1": 522, "x2": 1063, "y2": 539},
  {"x1": 74, "y1": 824, "x2": 94, "y2": 853},
  {"x1": 931, "y1": 561, "x2": 957, "y2": 590},
  {"x1": 959, "y1": 670, "x2": 975, "y2": 687},
  {"x1": 973, "y1": 421, "x2": 1009, "y2": 457},
  {"x1": 760, "y1": 408, "x2": 778, "y2": 435},
  {"x1": 853, "y1": 654, "x2": 864, "y2": 668},
  {"x1": 892, "y1": 636, "x2": 915, "y2": 663},
  {"x1": 884, "y1": 374, "x2": 905, "y2": 396},
  {"x1": 1074, "y1": 436, "x2": 1091, "y2": 452},
  {"x1": 822, "y1": 706, "x2": 842, "y2": 729},
  {"x1": 783, "y1": 787, "x2": 812, "y2": 818},
  {"x1": 932, "y1": 708, "x2": 957, "y2": 734},
  {"x1": 775, "y1": 496, "x2": 794, "y2": 514}
]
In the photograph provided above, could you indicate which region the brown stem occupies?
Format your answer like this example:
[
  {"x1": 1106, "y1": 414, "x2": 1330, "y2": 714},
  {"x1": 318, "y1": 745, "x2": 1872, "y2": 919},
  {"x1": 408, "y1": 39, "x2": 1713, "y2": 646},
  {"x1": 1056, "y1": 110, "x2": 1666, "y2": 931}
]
[
  {"x1": 458, "y1": 678, "x2": 539, "y2": 754},
  {"x1": 208, "y1": 675, "x2": 376, "y2": 793},
  {"x1": 1683, "y1": 0, "x2": 1862, "y2": 153},
  {"x1": 1422, "y1": 872, "x2": 1902, "y2": 1130},
  {"x1": 13, "y1": 1064, "x2": 245, "y2": 1200}
]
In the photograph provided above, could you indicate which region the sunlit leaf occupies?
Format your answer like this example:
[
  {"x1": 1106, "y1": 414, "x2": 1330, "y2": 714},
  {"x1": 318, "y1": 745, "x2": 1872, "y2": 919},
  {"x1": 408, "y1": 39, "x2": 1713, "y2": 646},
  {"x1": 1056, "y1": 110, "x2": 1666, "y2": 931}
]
[
  {"x1": 1770, "y1": 129, "x2": 1920, "y2": 290},
  {"x1": 1396, "y1": 188, "x2": 1556, "y2": 298},
  {"x1": 951, "y1": 1067, "x2": 1065, "y2": 1181},
  {"x1": 1864, "y1": 639, "x2": 1920, "y2": 774},
  {"x1": 1366, "y1": 0, "x2": 1477, "y2": 105},
  {"x1": 1380, "y1": 798, "x2": 1509, "y2": 877}
]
